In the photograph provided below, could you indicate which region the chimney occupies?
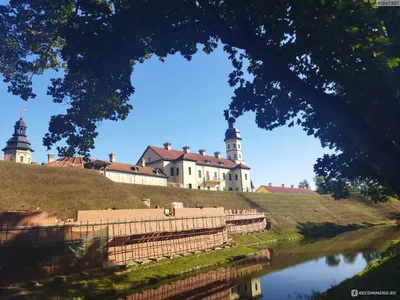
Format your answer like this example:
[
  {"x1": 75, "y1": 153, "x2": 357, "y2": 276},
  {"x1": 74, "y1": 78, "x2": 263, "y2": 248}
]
[
  {"x1": 282, "y1": 184, "x2": 285, "y2": 188},
  {"x1": 141, "y1": 158, "x2": 146, "y2": 167},
  {"x1": 47, "y1": 153, "x2": 55, "y2": 163},
  {"x1": 163, "y1": 142, "x2": 172, "y2": 151},
  {"x1": 291, "y1": 185, "x2": 294, "y2": 189},
  {"x1": 268, "y1": 182, "x2": 272, "y2": 187},
  {"x1": 199, "y1": 149, "x2": 206, "y2": 156},
  {"x1": 183, "y1": 146, "x2": 190, "y2": 153},
  {"x1": 109, "y1": 153, "x2": 116, "y2": 163},
  {"x1": 214, "y1": 151, "x2": 221, "y2": 159}
]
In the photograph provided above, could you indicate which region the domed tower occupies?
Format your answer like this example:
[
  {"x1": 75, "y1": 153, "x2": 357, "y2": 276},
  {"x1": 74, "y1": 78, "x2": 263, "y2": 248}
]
[
  {"x1": 2, "y1": 118, "x2": 34, "y2": 164},
  {"x1": 224, "y1": 118, "x2": 245, "y2": 164}
]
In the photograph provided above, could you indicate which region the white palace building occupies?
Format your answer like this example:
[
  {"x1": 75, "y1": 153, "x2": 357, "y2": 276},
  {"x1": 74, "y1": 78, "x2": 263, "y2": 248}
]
[{"x1": 137, "y1": 119, "x2": 253, "y2": 192}]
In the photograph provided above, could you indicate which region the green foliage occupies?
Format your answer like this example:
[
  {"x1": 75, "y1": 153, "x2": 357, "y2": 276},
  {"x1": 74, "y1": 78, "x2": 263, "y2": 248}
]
[
  {"x1": 1, "y1": 1, "x2": 400, "y2": 200},
  {"x1": 298, "y1": 179, "x2": 310, "y2": 189},
  {"x1": 313, "y1": 176, "x2": 327, "y2": 194}
]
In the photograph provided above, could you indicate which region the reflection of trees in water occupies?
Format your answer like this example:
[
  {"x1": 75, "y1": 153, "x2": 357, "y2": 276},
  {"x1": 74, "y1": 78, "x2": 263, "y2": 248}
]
[
  {"x1": 342, "y1": 252, "x2": 358, "y2": 264},
  {"x1": 362, "y1": 252, "x2": 381, "y2": 263},
  {"x1": 325, "y1": 255, "x2": 341, "y2": 267}
]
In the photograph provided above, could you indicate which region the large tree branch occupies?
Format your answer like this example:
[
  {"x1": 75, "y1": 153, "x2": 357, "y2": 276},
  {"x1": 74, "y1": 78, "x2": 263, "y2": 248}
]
[{"x1": 198, "y1": 0, "x2": 400, "y2": 192}]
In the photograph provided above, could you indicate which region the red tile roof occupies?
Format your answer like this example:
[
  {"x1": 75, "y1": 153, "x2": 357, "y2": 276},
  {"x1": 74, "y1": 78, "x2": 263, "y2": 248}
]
[
  {"x1": 148, "y1": 146, "x2": 250, "y2": 169},
  {"x1": 259, "y1": 185, "x2": 318, "y2": 195},
  {"x1": 46, "y1": 157, "x2": 88, "y2": 168},
  {"x1": 107, "y1": 162, "x2": 167, "y2": 178},
  {"x1": 48, "y1": 157, "x2": 167, "y2": 178}
]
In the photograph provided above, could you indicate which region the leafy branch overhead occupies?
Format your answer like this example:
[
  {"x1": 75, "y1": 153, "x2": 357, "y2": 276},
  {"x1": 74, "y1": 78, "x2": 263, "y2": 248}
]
[{"x1": 1, "y1": 1, "x2": 399, "y2": 201}]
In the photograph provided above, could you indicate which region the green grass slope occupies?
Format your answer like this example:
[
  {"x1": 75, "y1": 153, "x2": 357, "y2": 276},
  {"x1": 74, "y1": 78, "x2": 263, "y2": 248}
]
[
  {"x1": 246, "y1": 193, "x2": 400, "y2": 234},
  {"x1": 0, "y1": 161, "x2": 146, "y2": 219},
  {"x1": 1, "y1": 161, "x2": 400, "y2": 228},
  {"x1": 117, "y1": 183, "x2": 255, "y2": 209}
]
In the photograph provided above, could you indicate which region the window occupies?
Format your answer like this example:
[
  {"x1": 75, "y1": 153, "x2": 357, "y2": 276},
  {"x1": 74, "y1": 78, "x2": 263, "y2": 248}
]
[
  {"x1": 206, "y1": 171, "x2": 210, "y2": 180},
  {"x1": 170, "y1": 167, "x2": 174, "y2": 176},
  {"x1": 188, "y1": 167, "x2": 192, "y2": 175},
  {"x1": 148, "y1": 157, "x2": 151, "y2": 162},
  {"x1": 229, "y1": 156, "x2": 231, "y2": 160},
  {"x1": 229, "y1": 187, "x2": 233, "y2": 191},
  {"x1": 255, "y1": 283, "x2": 258, "y2": 291},
  {"x1": 20, "y1": 156, "x2": 23, "y2": 163},
  {"x1": 228, "y1": 144, "x2": 230, "y2": 149},
  {"x1": 238, "y1": 144, "x2": 241, "y2": 149},
  {"x1": 176, "y1": 167, "x2": 179, "y2": 176},
  {"x1": 222, "y1": 173, "x2": 226, "y2": 180},
  {"x1": 245, "y1": 173, "x2": 247, "y2": 180},
  {"x1": 189, "y1": 184, "x2": 192, "y2": 189},
  {"x1": 198, "y1": 186, "x2": 201, "y2": 189},
  {"x1": 214, "y1": 172, "x2": 217, "y2": 179},
  {"x1": 234, "y1": 154, "x2": 237, "y2": 159},
  {"x1": 233, "y1": 144, "x2": 236, "y2": 148},
  {"x1": 239, "y1": 154, "x2": 241, "y2": 159},
  {"x1": 198, "y1": 170, "x2": 202, "y2": 178},
  {"x1": 229, "y1": 174, "x2": 232, "y2": 181},
  {"x1": 235, "y1": 174, "x2": 238, "y2": 181},
  {"x1": 207, "y1": 186, "x2": 210, "y2": 190}
]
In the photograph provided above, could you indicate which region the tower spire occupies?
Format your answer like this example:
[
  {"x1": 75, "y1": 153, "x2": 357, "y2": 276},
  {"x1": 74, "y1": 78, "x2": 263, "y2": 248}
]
[
  {"x1": 224, "y1": 118, "x2": 245, "y2": 164},
  {"x1": 21, "y1": 108, "x2": 27, "y2": 118}
]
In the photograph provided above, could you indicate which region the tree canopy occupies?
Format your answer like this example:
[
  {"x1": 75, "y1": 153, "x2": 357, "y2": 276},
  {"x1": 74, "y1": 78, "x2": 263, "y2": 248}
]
[
  {"x1": 298, "y1": 179, "x2": 310, "y2": 189},
  {"x1": 1, "y1": 0, "x2": 399, "y2": 201}
]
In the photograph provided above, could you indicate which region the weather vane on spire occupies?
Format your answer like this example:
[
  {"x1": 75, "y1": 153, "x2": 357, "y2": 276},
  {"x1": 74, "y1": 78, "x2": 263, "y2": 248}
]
[{"x1": 21, "y1": 108, "x2": 27, "y2": 118}]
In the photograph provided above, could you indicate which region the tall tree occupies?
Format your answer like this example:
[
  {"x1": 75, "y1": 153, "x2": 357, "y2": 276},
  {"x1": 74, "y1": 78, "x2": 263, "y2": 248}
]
[
  {"x1": 298, "y1": 179, "x2": 310, "y2": 189},
  {"x1": 313, "y1": 176, "x2": 327, "y2": 195},
  {"x1": 1, "y1": 1, "x2": 399, "y2": 200}
]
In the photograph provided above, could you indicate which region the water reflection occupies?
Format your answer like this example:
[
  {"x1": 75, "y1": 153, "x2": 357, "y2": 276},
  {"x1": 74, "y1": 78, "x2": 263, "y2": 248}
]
[
  {"x1": 342, "y1": 252, "x2": 358, "y2": 264},
  {"x1": 362, "y1": 251, "x2": 381, "y2": 263},
  {"x1": 325, "y1": 254, "x2": 341, "y2": 267},
  {"x1": 121, "y1": 250, "x2": 270, "y2": 300}
]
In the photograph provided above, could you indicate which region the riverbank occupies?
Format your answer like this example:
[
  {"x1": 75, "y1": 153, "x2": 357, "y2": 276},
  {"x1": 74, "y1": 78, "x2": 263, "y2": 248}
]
[
  {"x1": 3, "y1": 223, "x2": 398, "y2": 300},
  {"x1": 317, "y1": 239, "x2": 400, "y2": 300}
]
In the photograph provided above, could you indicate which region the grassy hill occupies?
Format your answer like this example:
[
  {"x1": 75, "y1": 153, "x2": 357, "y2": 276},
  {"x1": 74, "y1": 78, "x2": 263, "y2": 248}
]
[
  {"x1": 1, "y1": 161, "x2": 400, "y2": 228},
  {"x1": 0, "y1": 161, "x2": 147, "y2": 219}
]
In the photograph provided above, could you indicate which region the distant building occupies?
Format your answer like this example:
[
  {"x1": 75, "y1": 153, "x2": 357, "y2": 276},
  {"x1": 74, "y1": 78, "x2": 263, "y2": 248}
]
[
  {"x1": 136, "y1": 119, "x2": 252, "y2": 192},
  {"x1": 256, "y1": 183, "x2": 317, "y2": 195},
  {"x1": 2, "y1": 117, "x2": 34, "y2": 164},
  {"x1": 45, "y1": 154, "x2": 168, "y2": 187}
]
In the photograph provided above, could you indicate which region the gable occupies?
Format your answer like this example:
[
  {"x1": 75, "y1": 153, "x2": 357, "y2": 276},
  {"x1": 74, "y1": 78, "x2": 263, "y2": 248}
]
[{"x1": 137, "y1": 146, "x2": 163, "y2": 165}]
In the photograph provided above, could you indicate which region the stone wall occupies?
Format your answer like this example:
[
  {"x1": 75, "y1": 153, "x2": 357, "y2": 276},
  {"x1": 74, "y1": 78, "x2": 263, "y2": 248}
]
[
  {"x1": 0, "y1": 211, "x2": 57, "y2": 226},
  {"x1": 77, "y1": 209, "x2": 165, "y2": 222}
]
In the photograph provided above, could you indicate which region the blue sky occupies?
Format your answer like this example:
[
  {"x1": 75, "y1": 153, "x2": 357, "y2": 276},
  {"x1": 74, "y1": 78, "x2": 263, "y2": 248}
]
[{"x1": 0, "y1": 43, "x2": 332, "y2": 189}]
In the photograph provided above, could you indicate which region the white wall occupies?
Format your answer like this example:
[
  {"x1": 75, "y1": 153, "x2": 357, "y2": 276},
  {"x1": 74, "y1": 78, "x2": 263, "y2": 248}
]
[
  {"x1": 4, "y1": 149, "x2": 32, "y2": 164},
  {"x1": 103, "y1": 170, "x2": 167, "y2": 186}
]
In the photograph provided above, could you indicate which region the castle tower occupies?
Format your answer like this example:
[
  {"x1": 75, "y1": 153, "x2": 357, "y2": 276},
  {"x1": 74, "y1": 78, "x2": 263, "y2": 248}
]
[
  {"x1": 224, "y1": 118, "x2": 245, "y2": 164},
  {"x1": 2, "y1": 117, "x2": 34, "y2": 164}
]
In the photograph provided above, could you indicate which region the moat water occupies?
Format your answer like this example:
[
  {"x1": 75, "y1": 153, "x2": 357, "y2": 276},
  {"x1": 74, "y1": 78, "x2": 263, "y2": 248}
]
[{"x1": 117, "y1": 226, "x2": 400, "y2": 300}]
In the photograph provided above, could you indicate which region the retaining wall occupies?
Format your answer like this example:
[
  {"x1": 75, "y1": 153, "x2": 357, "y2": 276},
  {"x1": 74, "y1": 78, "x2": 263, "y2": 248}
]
[
  {"x1": 77, "y1": 209, "x2": 165, "y2": 222},
  {"x1": 0, "y1": 211, "x2": 57, "y2": 226}
]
